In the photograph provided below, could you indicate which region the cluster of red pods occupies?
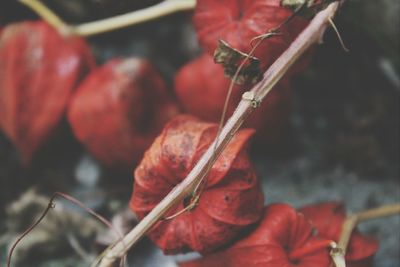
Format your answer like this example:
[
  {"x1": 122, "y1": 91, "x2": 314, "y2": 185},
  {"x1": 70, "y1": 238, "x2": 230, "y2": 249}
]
[
  {"x1": 0, "y1": 21, "x2": 178, "y2": 168},
  {"x1": 0, "y1": 0, "x2": 379, "y2": 266},
  {"x1": 0, "y1": 0, "x2": 306, "y2": 167}
]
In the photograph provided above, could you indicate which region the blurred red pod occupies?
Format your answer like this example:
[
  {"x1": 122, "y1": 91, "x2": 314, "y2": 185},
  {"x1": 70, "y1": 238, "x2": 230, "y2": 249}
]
[
  {"x1": 130, "y1": 115, "x2": 264, "y2": 254},
  {"x1": 193, "y1": 0, "x2": 309, "y2": 70},
  {"x1": 180, "y1": 203, "x2": 333, "y2": 267},
  {"x1": 299, "y1": 202, "x2": 379, "y2": 267},
  {"x1": 0, "y1": 21, "x2": 95, "y2": 164},
  {"x1": 68, "y1": 58, "x2": 179, "y2": 169},
  {"x1": 174, "y1": 53, "x2": 292, "y2": 145}
]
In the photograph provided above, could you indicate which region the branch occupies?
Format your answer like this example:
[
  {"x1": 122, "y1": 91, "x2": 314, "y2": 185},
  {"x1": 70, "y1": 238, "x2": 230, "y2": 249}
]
[
  {"x1": 95, "y1": 2, "x2": 342, "y2": 267},
  {"x1": 338, "y1": 203, "x2": 400, "y2": 255},
  {"x1": 19, "y1": 0, "x2": 71, "y2": 35},
  {"x1": 73, "y1": 0, "x2": 196, "y2": 37},
  {"x1": 18, "y1": 0, "x2": 196, "y2": 37},
  {"x1": 328, "y1": 203, "x2": 400, "y2": 267}
]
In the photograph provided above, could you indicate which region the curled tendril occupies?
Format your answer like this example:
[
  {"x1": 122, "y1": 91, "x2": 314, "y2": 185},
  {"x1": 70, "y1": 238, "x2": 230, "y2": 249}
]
[{"x1": 7, "y1": 191, "x2": 128, "y2": 267}]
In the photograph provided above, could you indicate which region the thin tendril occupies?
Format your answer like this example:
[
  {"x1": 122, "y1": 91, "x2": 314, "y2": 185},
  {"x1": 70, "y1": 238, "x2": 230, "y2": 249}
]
[
  {"x1": 162, "y1": 178, "x2": 205, "y2": 221},
  {"x1": 7, "y1": 191, "x2": 128, "y2": 267},
  {"x1": 162, "y1": 15, "x2": 290, "y2": 222},
  {"x1": 7, "y1": 199, "x2": 55, "y2": 267},
  {"x1": 250, "y1": 3, "x2": 306, "y2": 46},
  {"x1": 157, "y1": 3, "x2": 309, "y2": 223}
]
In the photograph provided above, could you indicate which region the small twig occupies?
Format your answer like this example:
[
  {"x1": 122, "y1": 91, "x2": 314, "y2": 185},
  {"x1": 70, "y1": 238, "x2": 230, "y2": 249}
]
[
  {"x1": 18, "y1": 0, "x2": 196, "y2": 37},
  {"x1": 96, "y1": 2, "x2": 342, "y2": 267},
  {"x1": 328, "y1": 203, "x2": 400, "y2": 267},
  {"x1": 198, "y1": 11, "x2": 291, "y2": 218},
  {"x1": 339, "y1": 203, "x2": 400, "y2": 254},
  {"x1": 178, "y1": 40, "x2": 266, "y2": 220},
  {"x1": 162, "y1": 38, "x2": 264, "y2": 220},
  {"x1": 18, "y1": 0, "x2": 71, "y2": 35},
  {"x1": 73, "y1": 0, "x2": 196, "y2": 37}
]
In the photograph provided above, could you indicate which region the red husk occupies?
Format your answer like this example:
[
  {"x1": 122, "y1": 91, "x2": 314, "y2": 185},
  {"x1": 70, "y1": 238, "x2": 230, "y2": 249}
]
[
  {"x1": 193, "y1": 0, "x2": 309, "y2": 70},
  {"x1": 68, "y1": 58, "x2": 179, "y2": 169},
  {"x1": 180, "y1": 203, "x2": 332, "y2": 267},
  {"x1": 299, "y1": 201, "x2": 379, "y2": 267},
  {"x1": 174, "y1": 53, "x2": 292, "y2": 145},
  {"x1": 0, "y1": 21, "x2": 94, "y2": 164},
  {"x1": 129, "y1": 115, "x2": 264, "y2": 254}
]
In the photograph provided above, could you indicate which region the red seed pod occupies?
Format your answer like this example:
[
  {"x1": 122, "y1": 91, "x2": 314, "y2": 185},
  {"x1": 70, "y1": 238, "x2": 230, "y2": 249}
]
[
  {"x1": 68, "y1": 58, "x2": 179, "y2": 169},
  {"x1": 129, "y1": 115, "x2": 264, "y2": 254},
  {"x1": 174, "y1": 53, "x2": 292, "y2": 145},
  {"x1": 193, "y1": 0, "x2": 308, "y2": 69},
  {"x1": 299, "y1": 202, "x2": 379, "y2": 267},
  {"x1": 180, "y1": 203, "x2": 332, "y2": 267},
  {"x1": 0, "y1": 21, "x2": 94, "y2": 164}
]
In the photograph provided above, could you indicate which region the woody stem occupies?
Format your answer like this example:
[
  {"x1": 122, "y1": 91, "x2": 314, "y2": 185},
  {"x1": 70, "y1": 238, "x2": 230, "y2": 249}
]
[
  {"x1": 95, "y1": 2, "x2": 342, "y2": 267},
  {"x1": 18, "y1": 0, "x2": 196, "y2": 37},
  {"x1": 73, "y1": 0, "x2": 196, "y2": 37},
  {"x1": 18, "y1": 0, "x2": 71, "y2": 35},
  {"x1": 338, "y1": 203, "x2": 400, "y2": 255}
]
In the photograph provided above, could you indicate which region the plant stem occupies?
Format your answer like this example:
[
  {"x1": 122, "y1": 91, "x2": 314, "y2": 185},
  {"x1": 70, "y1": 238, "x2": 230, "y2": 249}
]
[
  {"x1": 18, "y1": 0, "x2": 196, "y2": 37},
  {"x1": 18, "y1": 0, "x2": 71, "y2": 35},
  {"x1": 96, "y1": 2, "x2": 341, "y2": 267},
  {"x1": 338, "y1": 203, "x2": 400, "y2": 255},
  {"x1": 73, "y1": 0, "x2": 196, "y2": 37}
]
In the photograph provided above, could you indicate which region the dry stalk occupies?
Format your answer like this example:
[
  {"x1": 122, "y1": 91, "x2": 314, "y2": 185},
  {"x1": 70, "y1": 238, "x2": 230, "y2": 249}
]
[
  {"x1": 96, "y1": 2, "x2": 342, "y2": 267},
  {"x1": 328, "y1": 203, "x2": 400, "y2": 267},
  {"x1": 18, "y1": 0, "x2": 196, "y2": 37},
  {"x1": 340, "y1": 203, "x2": 400, "y2": 254}
]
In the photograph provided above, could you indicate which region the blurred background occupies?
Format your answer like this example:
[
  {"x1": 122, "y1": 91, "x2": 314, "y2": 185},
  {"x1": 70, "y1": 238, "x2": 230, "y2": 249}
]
[{"x1": 0, "y1": 0, "x2": 399, "y2": 266}]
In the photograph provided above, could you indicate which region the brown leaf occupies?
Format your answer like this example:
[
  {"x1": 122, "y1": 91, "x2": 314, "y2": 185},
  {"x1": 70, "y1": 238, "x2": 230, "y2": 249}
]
[{"x1": 213, "y1": 40, "x2": 263, "y2": 85}]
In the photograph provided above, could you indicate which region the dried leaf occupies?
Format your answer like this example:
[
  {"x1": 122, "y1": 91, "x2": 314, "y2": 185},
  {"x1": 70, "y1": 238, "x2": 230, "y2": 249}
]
[{"x1": 214, "y1": 40, "x2": 262, "y2": 85}]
